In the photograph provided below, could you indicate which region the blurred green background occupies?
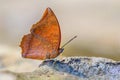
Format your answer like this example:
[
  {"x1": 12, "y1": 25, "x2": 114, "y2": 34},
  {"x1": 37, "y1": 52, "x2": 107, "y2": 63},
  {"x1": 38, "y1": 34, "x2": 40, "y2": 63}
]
[{"x1": 0, "y1": 0, "x2": 120, "y2": 62}]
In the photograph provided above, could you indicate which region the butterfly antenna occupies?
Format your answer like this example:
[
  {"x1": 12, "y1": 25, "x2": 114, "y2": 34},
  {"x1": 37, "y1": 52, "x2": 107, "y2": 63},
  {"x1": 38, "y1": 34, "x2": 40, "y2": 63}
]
[{"x1": 61, "y1": 36, "x2": 77, "y2": 48}]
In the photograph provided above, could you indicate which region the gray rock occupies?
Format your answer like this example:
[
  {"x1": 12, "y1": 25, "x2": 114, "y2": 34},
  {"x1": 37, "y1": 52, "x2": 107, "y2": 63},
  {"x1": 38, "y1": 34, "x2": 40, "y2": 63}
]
[
  {"x1": 40, "y1": 57, "x2": 120, "y2": 80},
  {"x1": 0, "y1": 57, "x2": 120, "y2": 80}
]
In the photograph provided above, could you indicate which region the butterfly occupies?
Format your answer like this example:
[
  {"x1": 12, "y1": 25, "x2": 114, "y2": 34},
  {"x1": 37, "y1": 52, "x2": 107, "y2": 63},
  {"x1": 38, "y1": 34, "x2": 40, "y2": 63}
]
[{"x1": 20, "y1": 7, "x2": 77, "y2": 60}]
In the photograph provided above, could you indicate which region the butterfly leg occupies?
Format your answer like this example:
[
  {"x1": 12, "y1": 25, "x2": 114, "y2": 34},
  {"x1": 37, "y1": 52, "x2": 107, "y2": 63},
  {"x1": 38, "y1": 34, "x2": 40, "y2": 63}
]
[
  {"x1": 38, "y1": 53, "x2": 50, "y2": 67},
  {"x1": 50, "y1": 48, "x2": 64, "y2": 67},
  {"x1": 46, "y1": 52, "x2": 50, "y2": 59},
  {"x1": 52, "y1": 59, "x2": 57, "y2": 67}
]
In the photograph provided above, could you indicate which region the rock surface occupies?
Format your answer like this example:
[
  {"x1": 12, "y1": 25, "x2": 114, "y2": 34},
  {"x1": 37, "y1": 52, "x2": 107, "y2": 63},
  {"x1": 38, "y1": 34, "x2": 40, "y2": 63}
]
[{"x1": 0, "y1": 57, "x2": 120, "y2": 80}]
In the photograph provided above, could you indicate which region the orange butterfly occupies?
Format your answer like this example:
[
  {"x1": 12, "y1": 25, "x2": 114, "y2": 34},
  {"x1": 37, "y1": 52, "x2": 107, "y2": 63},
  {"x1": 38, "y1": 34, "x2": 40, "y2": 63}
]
[{"x1": 20, "y1": 7, "x2": 77, "y2": 60}]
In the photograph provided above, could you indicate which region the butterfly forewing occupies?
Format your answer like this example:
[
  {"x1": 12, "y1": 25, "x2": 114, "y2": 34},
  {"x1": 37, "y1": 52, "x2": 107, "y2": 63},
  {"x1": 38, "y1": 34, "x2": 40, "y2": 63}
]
[{"x1": 20, "y1": 8, "x2": 61, "y2": 60}]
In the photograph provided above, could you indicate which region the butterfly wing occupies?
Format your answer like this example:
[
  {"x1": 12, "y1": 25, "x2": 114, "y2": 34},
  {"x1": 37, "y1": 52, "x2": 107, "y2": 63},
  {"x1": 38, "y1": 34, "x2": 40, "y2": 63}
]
[{"x1": 20, "y1": 8, "x2": 61, "y2": 60}]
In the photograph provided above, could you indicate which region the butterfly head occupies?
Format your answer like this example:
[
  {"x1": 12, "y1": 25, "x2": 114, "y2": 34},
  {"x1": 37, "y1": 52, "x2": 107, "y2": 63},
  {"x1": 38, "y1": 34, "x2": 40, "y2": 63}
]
[{"x1": 59, "y1": 48, "x2": 64, "y2": 53}]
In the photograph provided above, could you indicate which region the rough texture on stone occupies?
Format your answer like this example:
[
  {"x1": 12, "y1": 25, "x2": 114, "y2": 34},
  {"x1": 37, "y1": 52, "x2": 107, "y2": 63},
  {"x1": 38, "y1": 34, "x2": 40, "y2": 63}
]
[
  {"x1": 40, "y1": 57, "x2": 120, "y2": 80},
  {"x1": 0, "y1": 57, "x2": 120, "y2": 80}
]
